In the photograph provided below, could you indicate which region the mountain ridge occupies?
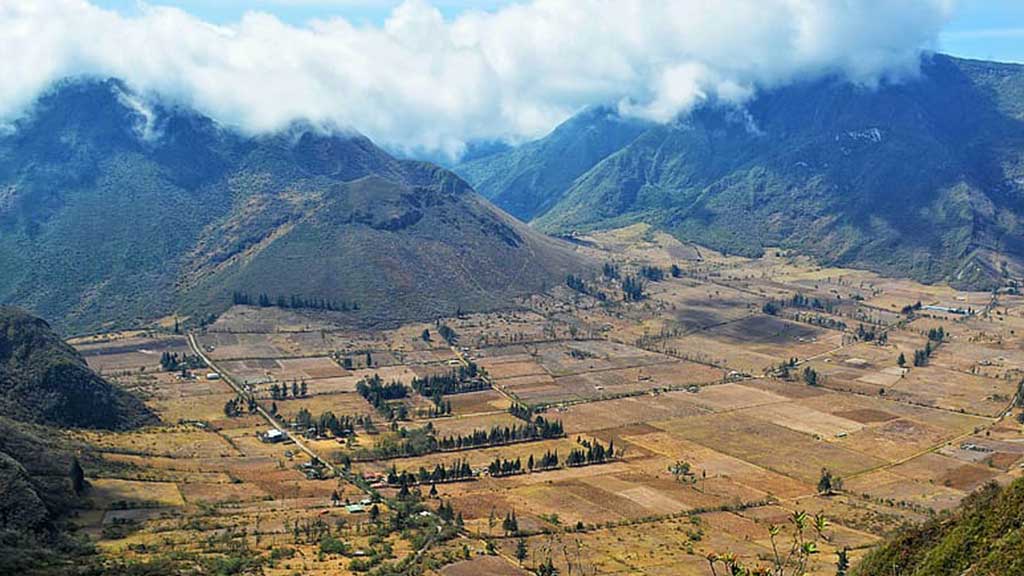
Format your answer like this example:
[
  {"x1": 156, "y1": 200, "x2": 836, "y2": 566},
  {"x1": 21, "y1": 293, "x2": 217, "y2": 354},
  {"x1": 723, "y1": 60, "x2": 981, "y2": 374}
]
[
  {"x1": 456, "y1": 54, "x2": 1024, "y2": 289},
  {"x1": 0, "y1": 79, "x2": 590, "y2": 333}
]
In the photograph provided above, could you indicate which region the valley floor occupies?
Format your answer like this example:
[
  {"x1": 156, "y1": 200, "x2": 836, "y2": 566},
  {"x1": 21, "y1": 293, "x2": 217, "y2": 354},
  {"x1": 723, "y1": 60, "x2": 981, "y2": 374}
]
[{"x1": 68, "y1": 224, "x2": 1024, "y2": 575}]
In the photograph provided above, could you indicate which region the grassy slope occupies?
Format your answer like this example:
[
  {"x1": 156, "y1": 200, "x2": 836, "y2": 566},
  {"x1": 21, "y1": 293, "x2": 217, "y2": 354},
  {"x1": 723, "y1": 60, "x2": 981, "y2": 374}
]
[{"x1": 853, "y1": 477, "x2": 1024, "y2": 575}]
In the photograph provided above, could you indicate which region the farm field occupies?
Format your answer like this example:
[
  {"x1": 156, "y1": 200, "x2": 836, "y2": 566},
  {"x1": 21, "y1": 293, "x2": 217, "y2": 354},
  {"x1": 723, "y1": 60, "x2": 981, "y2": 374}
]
[{"x1": 69, "y1": 230, "x2": 1024, "y2": 575}]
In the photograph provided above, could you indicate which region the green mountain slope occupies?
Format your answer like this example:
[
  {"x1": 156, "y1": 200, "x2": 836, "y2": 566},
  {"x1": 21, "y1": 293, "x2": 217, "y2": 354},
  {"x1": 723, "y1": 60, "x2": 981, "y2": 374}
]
[
  {"x1": 454, "y1": 106, "x2": 649, "y2": 221},
  {"x1": 0, "y1": 307, "x2": 154, "y2": 429},
  {"x1": 479, "y1": 55, "x2": 1024, "y2": 289},
  {"x1": 0, "y1": 80, "x2": 588, "y2": 333},
  {"x1": 853, "y1": 476, "x2": 1024, "y2": 575}
]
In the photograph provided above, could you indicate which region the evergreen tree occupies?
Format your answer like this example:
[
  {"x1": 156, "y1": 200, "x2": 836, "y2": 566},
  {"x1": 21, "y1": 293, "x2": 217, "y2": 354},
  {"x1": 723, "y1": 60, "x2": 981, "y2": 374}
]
[
  {"x1": 515, "y1": 538, "x2": 528, "y2": 564},
  {"x1": 70, "y1": 457, "x2": 85, "y2": 495}
]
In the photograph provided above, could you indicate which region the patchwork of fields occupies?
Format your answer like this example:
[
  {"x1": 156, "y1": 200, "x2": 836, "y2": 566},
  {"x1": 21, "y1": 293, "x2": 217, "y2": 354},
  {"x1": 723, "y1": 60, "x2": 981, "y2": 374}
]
[{"x1": 72, "y1": 231, "x2": 1024, "y2": 575}]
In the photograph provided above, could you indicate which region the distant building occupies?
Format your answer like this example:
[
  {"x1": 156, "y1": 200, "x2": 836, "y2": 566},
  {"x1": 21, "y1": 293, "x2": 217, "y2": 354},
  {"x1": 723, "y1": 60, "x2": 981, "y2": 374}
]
[
  {"x1": 923, "y1": 305, "x2": 967, "y2": 315},
  {"x1": 206, "y1": 372, "x2": 221, "y2": 380},
  {"x1": 261, "y1": 429, "x2": 285, "y2": 443}
]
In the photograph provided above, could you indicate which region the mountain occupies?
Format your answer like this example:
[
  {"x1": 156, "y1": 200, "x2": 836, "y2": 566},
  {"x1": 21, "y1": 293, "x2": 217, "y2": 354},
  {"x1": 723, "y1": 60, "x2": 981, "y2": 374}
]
[
  {"x1": 853, "y1": 476, "x2": 1024, "y2": 575},
  {"x1": 0, "y1": 79, "x2": 589, "y2": 333},
  {"x1": 460, "y1": 55, "x2": 1024, "y2": 289},
  {"x1": 0, "y1": 307, "x2": 148, "y2": 571},
  {"x1": 0, "y1": 307, "x2": 154, "y2": 430},
  {"x1": 455, "y1": 106, "x2": 650, "y2": 221}
]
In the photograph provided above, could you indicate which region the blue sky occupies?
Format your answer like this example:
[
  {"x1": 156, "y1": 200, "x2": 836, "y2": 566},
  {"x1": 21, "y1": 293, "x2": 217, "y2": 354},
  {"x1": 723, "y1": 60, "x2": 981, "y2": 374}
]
[
  {"x1": 940, "y1": 0, "x2": 1024, "y2": 62},
  {"x1": 90, "y1": 0, "x2": 1024, "y2": 63},
  {"x1": 91, "y1": 0, "x2": 516, "y2": 27}
]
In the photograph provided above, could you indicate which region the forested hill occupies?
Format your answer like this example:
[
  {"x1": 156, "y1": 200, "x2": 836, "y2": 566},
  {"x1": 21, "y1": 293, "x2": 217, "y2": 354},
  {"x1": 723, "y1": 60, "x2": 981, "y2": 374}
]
[
  {"x1": 0, "y1": 79, "x2": 589, "y2": 334},
  {"x1": 457, "y1": 54, "x2": 1024, "y2": 290}
]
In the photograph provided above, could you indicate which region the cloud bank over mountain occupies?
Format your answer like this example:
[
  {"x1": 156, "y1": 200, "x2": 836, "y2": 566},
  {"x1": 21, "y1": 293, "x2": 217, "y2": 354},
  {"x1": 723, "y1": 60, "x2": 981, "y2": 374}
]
[{"x1": 1, "y1": 0, "x2": 951, "y2": 157}]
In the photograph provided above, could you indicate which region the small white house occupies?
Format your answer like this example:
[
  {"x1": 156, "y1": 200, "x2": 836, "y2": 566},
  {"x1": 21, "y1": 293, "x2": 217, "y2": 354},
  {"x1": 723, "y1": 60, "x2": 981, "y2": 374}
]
[
  {"x1": 261, "y1": 429, "x2": 285, "y2": 443},
  {"x1": 206, "y1": 372, "x2": 221, "y2": 380}
]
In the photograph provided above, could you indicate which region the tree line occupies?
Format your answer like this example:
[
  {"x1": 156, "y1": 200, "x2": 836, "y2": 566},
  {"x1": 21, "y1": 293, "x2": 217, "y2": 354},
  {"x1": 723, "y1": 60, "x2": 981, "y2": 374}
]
[
  {"x1": 385, "y1": 460, "x2": 474, "y2": 487},
  {"x1": 270, "y1": 380, "x2": 308, "y2": 400},
  {"x1": 232, "y1": 291, "x2": 358, "y2": 312},
  {"x1": 437, "y1": 416, "x2": 564, "y2": 451}
]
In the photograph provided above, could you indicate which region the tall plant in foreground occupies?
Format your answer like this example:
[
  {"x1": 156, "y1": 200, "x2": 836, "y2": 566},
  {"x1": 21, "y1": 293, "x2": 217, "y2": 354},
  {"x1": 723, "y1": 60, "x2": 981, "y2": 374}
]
[{"x1": 706, "y1": 511, "x2": 830, "y2": 576}]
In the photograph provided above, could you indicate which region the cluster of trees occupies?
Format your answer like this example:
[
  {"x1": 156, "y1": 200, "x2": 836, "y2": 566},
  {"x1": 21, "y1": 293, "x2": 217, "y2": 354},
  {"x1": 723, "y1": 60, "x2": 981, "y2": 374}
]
[
  {"x1": 223, "y1": 395, "x2": 256, "y2": 417},
  {"x1": 293, "y1": 408, "x2": 366, "y2": 438},
  {"x1": 855, "y1": 323, "x2": 887, "y2": 344},
  {"x1": 436, "y1": 322, "x2": 458, "y2": 345},
  {"x1": 410, "y1": 363, "x2": 484, "y2": 396},
  {"x1": 639, "y1": 265, "x2": 664, "y2": 282},
  {"x1": 622, "y1": 275, "x2": 646, "y2": 301},
  {"x1": 530, "y1": 450, "x2": 561, "y2": 472},
  {"x1": 488, "y1": 456, "x2": 524, "y2": 477},
  {"x1": 386, "y1": 460, "x2": 474, "y2": 486},
  {"x1": 565, "y1": 438, "x2": 615, "y2": 467},
  {"x1": 671, "y1": 264, "x2": 682, "y2": 278},
  {"x1": 762, "y1": 293, "x2": 835, "y2": 316},
  {"x1": 231, "y1": 291, "x2": 357, "y2": 312},
  {"x1": 907, "y1": 329, "x2": 945, "y2": 367},
  {"x1": 566, "y1": 274, "x2": 607, "y2": 301},
  {"x1": 361, "y1": 426, "x2": 436, "y2": 460},
  {"x1": 437, "y1": 416, "x2": 564, "y2": 451},
  {"x1": 270, "y1": 380, "x2": 308, "y2": 400},
  {"x1": 356, "y1": 375, "x2": 408, "y2": 419},
  {"x1": 789, "y1": 293, "x2": 833, "y2": 312},
  {"x1": 411, "y1": 364, "x2": 487, "y2": 417},
  {"x1": 427, "y1": 395, "x2": 453, "y2": 417},
  {"x1": 774, "y1": 357, "x2": 799, "y2": 379},
  {"x1": 913, "y1": 342, "x2": 937, "y2": 367},
  {"x1": 817, "y1": 468, "x2": 843, "y2": 495},
  {"x1": 508, "y1": 403, "x2": 534, "y2": 422},
  {"x1": 602, "y1": 262, "x2": 620, "y2": 280},
  {"x1": 901, "y1": 301, "x2": 924, "y2": 315},
  {"x1": 502, "y1": 510, "x2": 519, "y2": 535},
  {"x1": 159, "y1": 352, "x2": 205, "y2": 372},
  {"x1": 803, "y1": 366, "x2": 821, "y2": 387}
]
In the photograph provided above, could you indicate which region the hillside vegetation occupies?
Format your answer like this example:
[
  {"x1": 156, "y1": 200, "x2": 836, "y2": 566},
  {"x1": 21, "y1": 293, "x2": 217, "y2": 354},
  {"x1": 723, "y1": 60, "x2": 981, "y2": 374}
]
[
  {"x1": 458, "y1": 55, "x2": 1024, "y2": 289},
  {"x1": 854, "y1": 477, "x2": 1024, "y2": 575},
  {"x1": 0, "y1": 308, "x2": 151, "y2": 574},
  {"x1": 0, "y1": 80, "x2": 588, "y2": 333},
  {"x1": 0, "y1": 307, "x2": 154, "y2": 429}
]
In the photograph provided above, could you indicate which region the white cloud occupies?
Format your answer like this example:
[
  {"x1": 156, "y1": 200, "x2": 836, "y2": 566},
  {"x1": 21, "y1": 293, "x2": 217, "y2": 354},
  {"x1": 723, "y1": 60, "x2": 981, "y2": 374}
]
[{"x1": 0, "y1": 0, "x2": 952, "y2": 159}]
